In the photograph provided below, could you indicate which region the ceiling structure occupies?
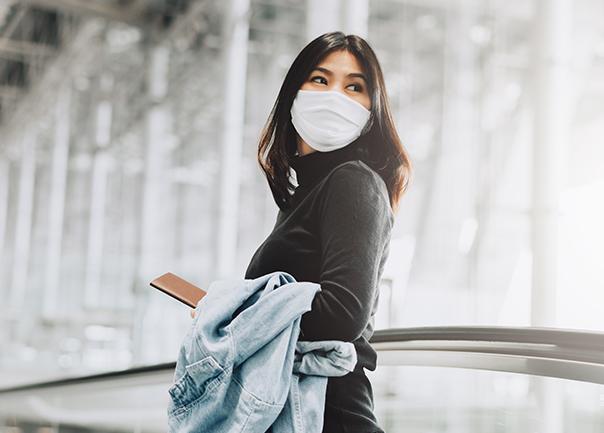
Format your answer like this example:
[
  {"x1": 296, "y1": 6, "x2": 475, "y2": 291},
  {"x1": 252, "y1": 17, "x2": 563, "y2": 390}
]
[{"x1": 0, "y1": 0, "x2": 196, "y2": 124}]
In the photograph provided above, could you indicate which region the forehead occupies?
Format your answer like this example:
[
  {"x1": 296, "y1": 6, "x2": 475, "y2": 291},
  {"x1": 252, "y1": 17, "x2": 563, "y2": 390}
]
[{"x1": 315, "y1": 50, "x2": 365, "y2": 74}]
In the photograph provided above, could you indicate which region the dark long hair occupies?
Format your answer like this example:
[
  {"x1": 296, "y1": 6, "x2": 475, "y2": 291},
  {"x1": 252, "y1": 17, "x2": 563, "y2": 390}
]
[{"x1": 256, "y1": 31, "x2": 412, "y2": 214}]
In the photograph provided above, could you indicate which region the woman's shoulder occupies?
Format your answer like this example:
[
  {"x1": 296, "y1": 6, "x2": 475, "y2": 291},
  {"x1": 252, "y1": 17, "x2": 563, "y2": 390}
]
[
  {"x1": 319, "y1": 160, "x2": 393, "y2": 220},
  {"x1": 324, "y1": 160, "x2": 389, "y2": 200}
]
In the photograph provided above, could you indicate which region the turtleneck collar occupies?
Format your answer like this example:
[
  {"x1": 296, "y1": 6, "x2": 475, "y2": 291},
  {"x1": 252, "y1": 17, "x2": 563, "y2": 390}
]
[{"x1": 290, "y1": 140, "x2": 366, "y2": 192}]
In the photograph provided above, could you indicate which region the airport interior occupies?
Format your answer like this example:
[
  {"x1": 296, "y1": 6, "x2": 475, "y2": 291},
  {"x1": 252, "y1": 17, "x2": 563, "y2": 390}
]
[{"x1": 1, "y1": 0, "x2": 604, "y2": 431}]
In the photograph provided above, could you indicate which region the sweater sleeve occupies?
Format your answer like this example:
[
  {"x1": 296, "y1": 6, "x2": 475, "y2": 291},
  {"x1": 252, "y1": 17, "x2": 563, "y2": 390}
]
[{"x1": 299, "y1": 164, "x2": 394, "y2": 342}]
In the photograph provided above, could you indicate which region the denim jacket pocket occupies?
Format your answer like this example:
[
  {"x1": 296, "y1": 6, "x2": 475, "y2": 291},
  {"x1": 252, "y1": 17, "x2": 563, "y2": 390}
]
[{"x1": 168, "y1": 355, "x2": 225, "y2": 414}]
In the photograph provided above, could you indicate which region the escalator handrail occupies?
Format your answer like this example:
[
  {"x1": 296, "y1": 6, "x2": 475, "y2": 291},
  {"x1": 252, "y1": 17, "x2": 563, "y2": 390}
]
[
  {"x1": 1, "y1": 325, "x2": 603, "y2": 394},
  {"x1": 371, "y1": 325, "x2": 604, "y2": 348}
]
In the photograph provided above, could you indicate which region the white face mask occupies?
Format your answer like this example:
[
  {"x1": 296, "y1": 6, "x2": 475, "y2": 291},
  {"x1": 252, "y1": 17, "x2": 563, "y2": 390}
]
[{"x1": 290, "y1": 89, "x2": 371, "y2": 152}]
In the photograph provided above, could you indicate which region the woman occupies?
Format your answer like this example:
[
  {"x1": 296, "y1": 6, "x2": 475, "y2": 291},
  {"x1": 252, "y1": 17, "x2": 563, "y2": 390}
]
[{"x1": 195, "y1": 31, "x2": 411, "y2": 432}]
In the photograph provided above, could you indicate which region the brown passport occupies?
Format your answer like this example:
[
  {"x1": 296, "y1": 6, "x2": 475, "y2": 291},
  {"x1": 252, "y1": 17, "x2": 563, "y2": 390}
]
[{"x1": 150, "y1": 272, "x2": 207, "y2": 308}]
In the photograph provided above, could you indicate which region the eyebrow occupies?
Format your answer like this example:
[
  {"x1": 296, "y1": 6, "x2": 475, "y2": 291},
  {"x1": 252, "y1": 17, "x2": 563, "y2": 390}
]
[{"x1": 311, "y1": 66, "x2": 367, "y2": 83}]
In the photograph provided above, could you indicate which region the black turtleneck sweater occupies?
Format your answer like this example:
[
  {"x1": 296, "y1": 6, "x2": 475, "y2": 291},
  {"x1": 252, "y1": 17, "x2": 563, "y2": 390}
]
[{"x1": 244, "y1": 141, "x2": 394, "y2": 433}]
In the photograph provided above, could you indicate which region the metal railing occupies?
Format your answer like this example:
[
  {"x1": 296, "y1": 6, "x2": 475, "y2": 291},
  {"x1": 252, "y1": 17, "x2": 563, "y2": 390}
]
[
  {"x1": 1, "y1": 326, "x2": 603, "y2": 431},
  {"x1": 371, "y1": 326, "x2": 604, "y2": 385},
  {"x1": 2, "y1": 326, "x2": 604, "y2": 395}
]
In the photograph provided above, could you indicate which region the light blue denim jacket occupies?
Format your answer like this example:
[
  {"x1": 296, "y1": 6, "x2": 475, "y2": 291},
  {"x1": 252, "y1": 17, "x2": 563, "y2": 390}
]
[{"x1": 167, "y1": 270, "x2": 358, "y2": 433}]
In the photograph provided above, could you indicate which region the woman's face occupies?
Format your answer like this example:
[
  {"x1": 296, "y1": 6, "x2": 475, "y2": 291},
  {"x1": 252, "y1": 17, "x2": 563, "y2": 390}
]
[
  {"x1": 294, "y1": 50, "x2": 371, "y2": 156},
  {"x1": 300, "y1": 50, "x2": 371, "y2": 111}
]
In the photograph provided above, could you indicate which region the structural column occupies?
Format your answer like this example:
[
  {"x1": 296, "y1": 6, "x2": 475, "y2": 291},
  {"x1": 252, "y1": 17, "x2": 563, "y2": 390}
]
[
  {"x1": 530, "y1": 0, "x2": 571, "y2": 329},
  {"x1": 138, "y1": 45, "x2": 173, "y2": 281},
  {"x1": 306, "y1": 0, "x2": 369, "y2": 41},
  {"x1": 306, "y1": 0, "x2": 340, "y2": 41},
  {"x1": 84, "y1": 84, "x2": 113, "y2": 308},
  {"x1": 132, "y1": 43, "x2": 174, "y2": 363},
  {"x1": 0, "y1": 157, "x2": 8, "y2": 295},
  {"x1": 530, "y1": 1, "x2": 572, "y2": 432},
  {"x1": 216, "y1": 0, "x2": 250, "y2": 278},
  {"x1": 342, "y1": 0, "x2": 369, "y2": 38},
  {"x1": 9, "y1": 133, "x2": 36, "y2": 314},
  {"x1": 42, "y1": 85, "x2": 71, "y2": 318}
]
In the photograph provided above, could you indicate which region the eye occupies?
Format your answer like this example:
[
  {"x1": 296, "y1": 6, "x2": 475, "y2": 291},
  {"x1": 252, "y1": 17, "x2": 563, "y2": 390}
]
[
  {"x1": 310, "y1": 75, "x2": 327, "y2": 85},
  {"x1": 347, "y1": 83, "x2": 364, "y2": 92}
]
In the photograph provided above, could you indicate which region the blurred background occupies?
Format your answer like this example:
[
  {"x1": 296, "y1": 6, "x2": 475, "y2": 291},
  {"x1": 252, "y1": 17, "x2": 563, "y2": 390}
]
[{"x1": 0, "y1": 0, "x2": 603, "y2": 431}]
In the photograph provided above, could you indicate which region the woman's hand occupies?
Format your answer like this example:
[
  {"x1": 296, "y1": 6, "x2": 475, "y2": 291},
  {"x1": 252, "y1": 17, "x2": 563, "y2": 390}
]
[{"x1": 190, "y1": 308, "x2": 197, "y2": 319}]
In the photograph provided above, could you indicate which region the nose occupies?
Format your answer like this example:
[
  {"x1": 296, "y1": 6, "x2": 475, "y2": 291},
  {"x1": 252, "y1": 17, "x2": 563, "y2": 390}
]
[
  {"x1": 323, "y1": 86, "x2": 348, "y2": 99},
  {"x1": 326, "y1": 84, "x2": 347, "y2": 95}
]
